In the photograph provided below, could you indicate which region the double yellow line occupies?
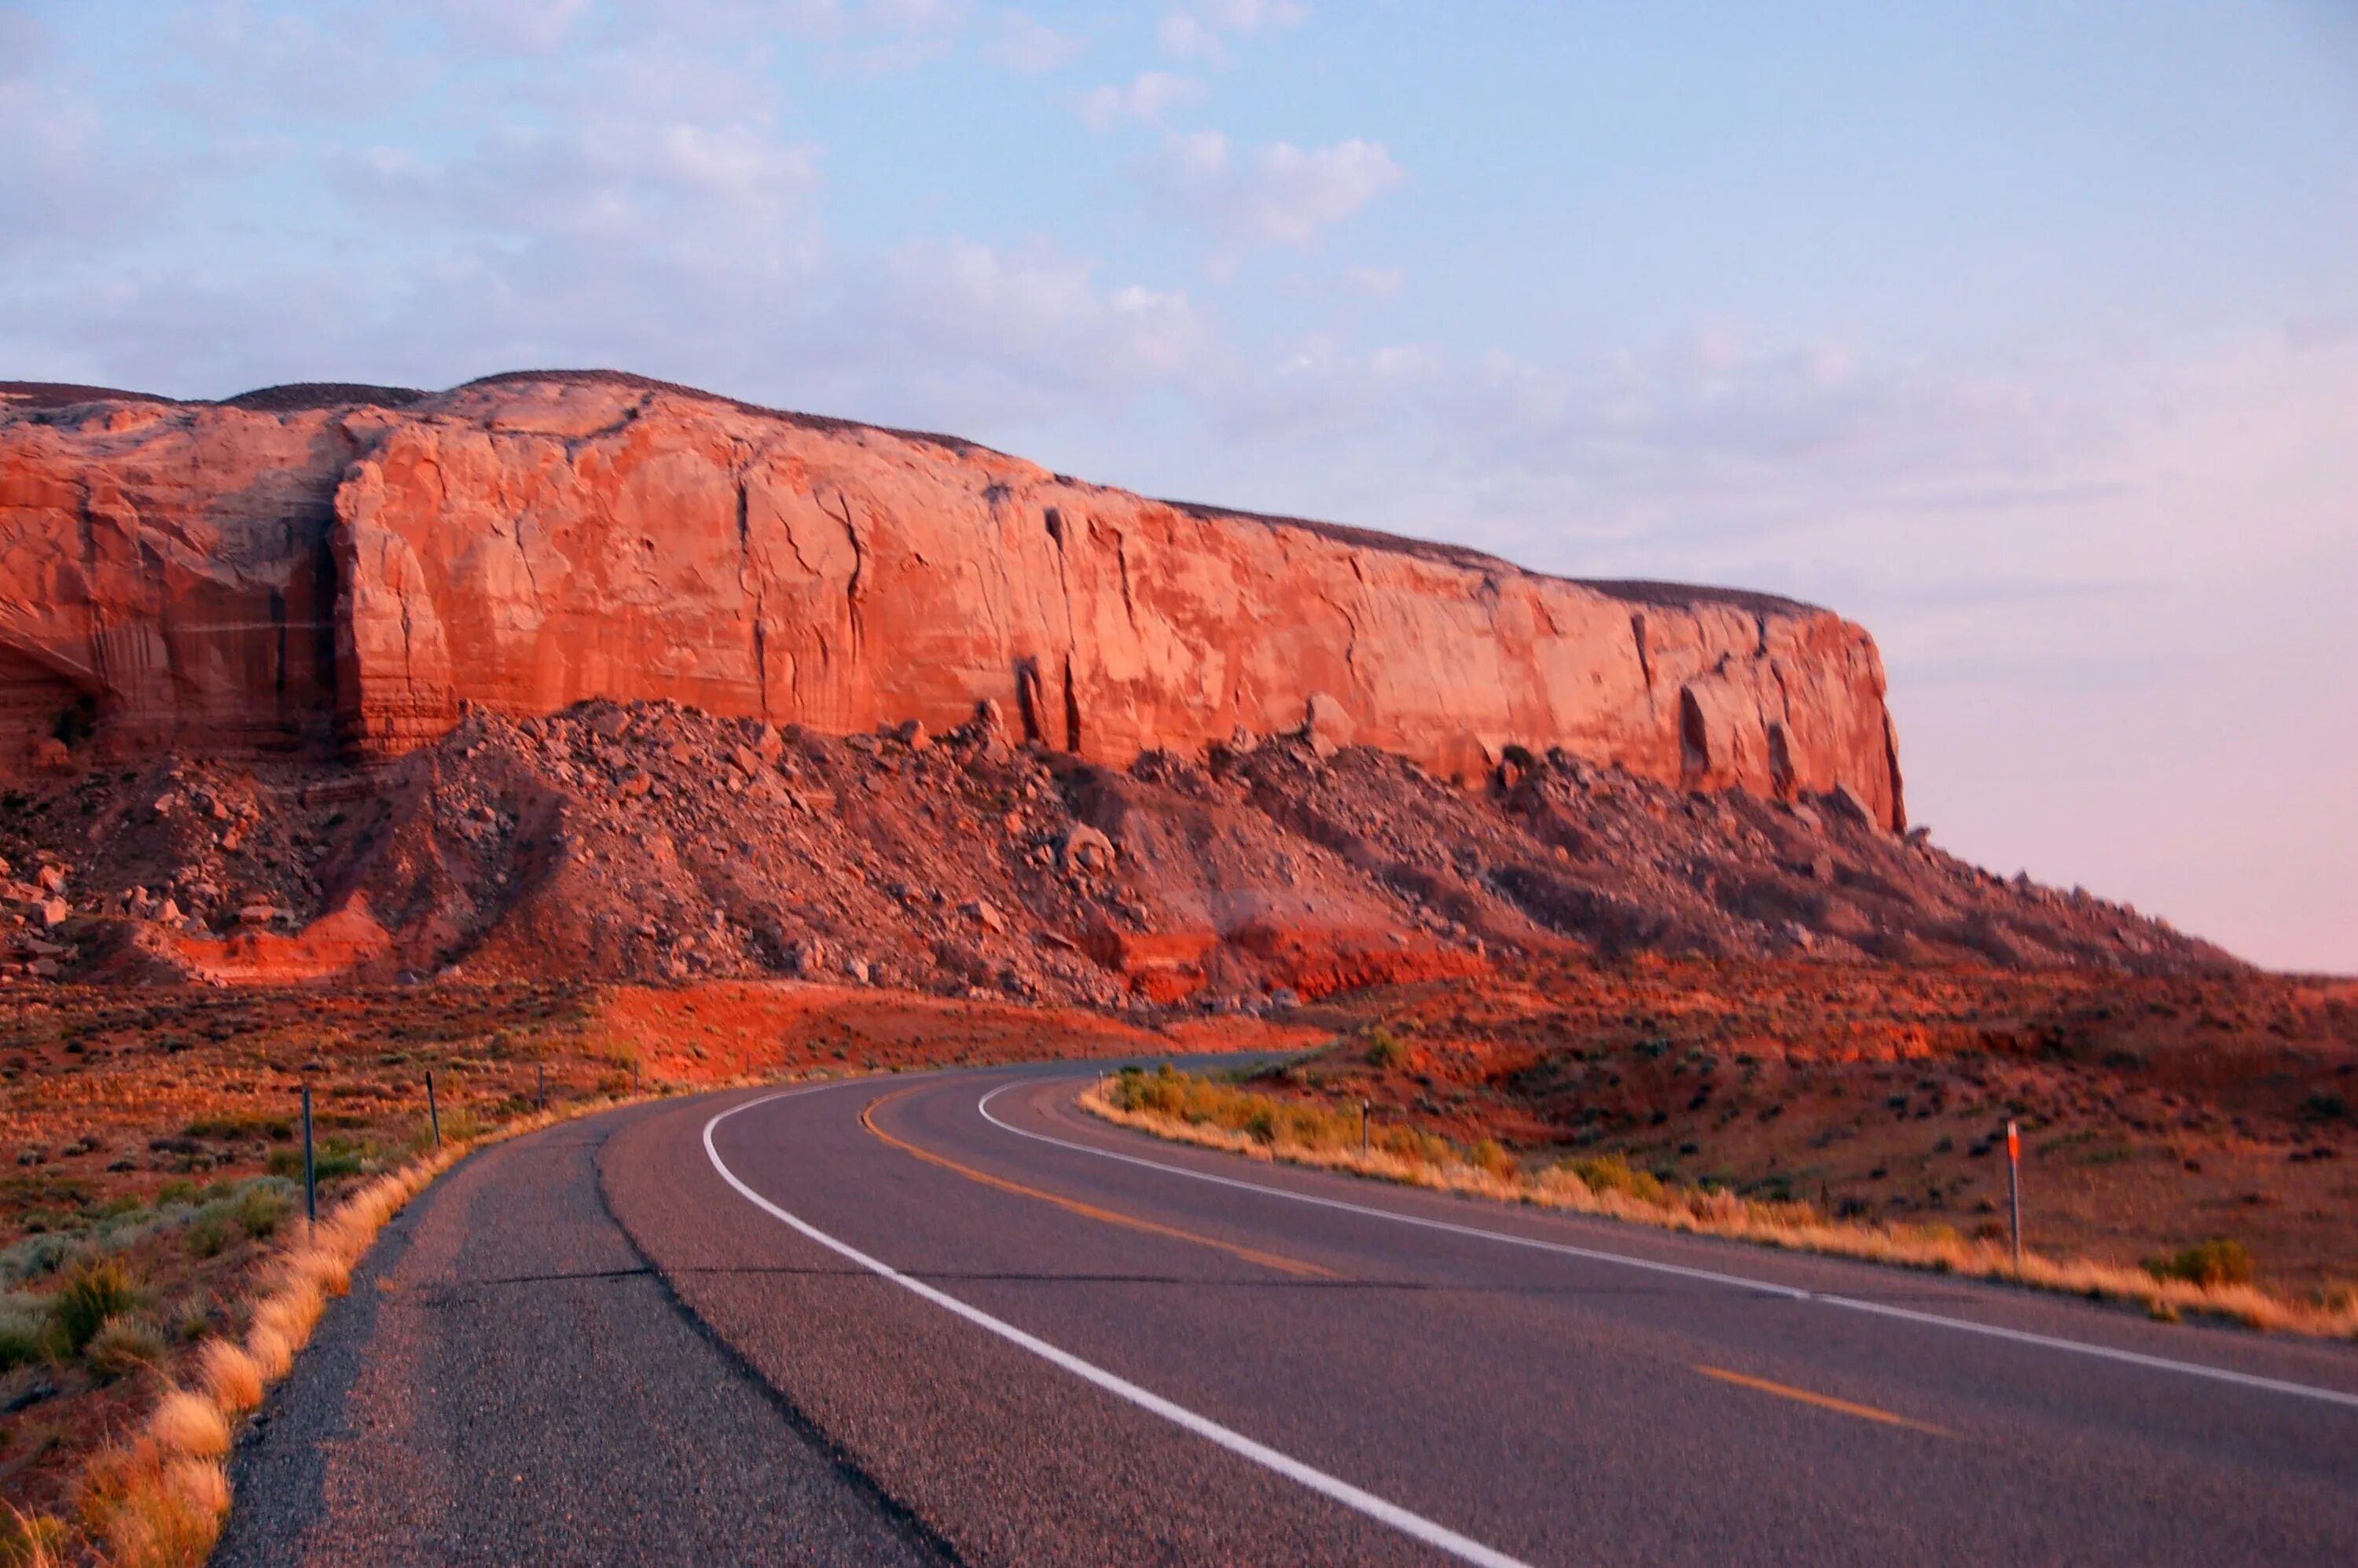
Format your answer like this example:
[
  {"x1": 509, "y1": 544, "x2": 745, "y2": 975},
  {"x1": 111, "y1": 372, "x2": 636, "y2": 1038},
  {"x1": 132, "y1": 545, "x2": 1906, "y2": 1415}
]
[{"x1": 860, "y1": 1092, "x2": 1335, "y2": 1280}]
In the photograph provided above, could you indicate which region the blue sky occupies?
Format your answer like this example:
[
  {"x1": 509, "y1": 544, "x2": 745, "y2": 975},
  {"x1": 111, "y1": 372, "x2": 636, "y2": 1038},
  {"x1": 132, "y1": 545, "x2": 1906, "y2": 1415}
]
[{"x1": 6, "y1": 0, "x2": 2356, "y2": 968}]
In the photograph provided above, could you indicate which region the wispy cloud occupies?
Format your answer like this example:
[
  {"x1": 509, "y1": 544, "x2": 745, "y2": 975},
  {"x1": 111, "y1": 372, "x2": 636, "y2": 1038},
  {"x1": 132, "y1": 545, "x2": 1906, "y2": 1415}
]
[
  {"x1": 982, "y1": 8, "x2": 1082, "y2": 72},
  {"x1": 1157, "y1": 0, "x2": 1308, "y2": 65},
  {"x1": 1078, "y1": 71, "x2": 1206, "y2": 131},
  {"x1": 1139, "y1": 131, "x2": 1402, "y2": 264}
]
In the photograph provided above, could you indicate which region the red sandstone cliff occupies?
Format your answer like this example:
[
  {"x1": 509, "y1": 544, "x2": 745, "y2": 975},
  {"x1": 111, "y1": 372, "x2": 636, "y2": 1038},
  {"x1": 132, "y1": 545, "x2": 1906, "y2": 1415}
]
[{"x1": 0, "y1": 372, "x2": 1903, "y2": 826}]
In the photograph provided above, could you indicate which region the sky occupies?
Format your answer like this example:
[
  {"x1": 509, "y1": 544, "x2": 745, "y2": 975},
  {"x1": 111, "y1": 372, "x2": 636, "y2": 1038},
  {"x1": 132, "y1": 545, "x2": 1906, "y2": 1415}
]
[{"x1": 4, "y1": 1, "x2": 2355, "y2": 971}]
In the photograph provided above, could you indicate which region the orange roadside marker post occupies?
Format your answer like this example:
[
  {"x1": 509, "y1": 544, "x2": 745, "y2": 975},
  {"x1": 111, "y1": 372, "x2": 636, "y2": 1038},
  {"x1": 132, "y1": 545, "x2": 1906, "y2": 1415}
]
[{"x1": 2006, "y1": 1119, "x2": 2023, "y2": 1274}]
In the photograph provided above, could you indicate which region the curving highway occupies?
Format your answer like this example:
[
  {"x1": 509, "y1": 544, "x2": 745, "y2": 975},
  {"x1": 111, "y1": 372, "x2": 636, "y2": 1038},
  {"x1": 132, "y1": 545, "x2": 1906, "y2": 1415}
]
[{"x1": 218, "y1": 1061, "x2": 2358, "y2": 1566}]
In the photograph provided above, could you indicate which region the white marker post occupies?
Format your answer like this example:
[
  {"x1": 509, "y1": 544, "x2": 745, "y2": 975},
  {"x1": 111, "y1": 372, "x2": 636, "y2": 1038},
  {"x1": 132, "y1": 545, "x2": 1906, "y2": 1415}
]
[{"x1": 2006, "y1": 1119, "x2": 2022, "y2": 1273}]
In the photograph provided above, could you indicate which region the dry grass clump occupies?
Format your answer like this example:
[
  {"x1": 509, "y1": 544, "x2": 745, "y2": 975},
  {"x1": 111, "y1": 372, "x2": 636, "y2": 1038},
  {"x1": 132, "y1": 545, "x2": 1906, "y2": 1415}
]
[
  {"x1": 76, "y1": 1438, "x2": 229, "y2": 1568},
  {"x1": 146, "y1": 1391, "x2": 230, "y2": 1461},
  {"x1": 195, "y1": 1338, "x2": 264, "y2": 1414},
  {"x1": 1086, "y1": 1067, "x2": 2358, "y2": 1341}
]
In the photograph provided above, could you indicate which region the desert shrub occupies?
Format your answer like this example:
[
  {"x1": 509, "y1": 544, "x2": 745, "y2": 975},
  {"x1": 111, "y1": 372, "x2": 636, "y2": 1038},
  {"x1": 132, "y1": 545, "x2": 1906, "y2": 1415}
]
[
  {"x1": 83, "y1": 1315, "x2": 165, "y2": 1379},
  {"x1": 1364, "y1": 1026, "x2": 1409, "y2": 1070},
  {"x1": 237, "y1": 1184, "x2": 292, "y2": 1239},
  {"x1": 1469, "y1": 1139, "x2": 1519, "y2": 1181},
  {"x1": 0, "y1": 1294, "x2": 57, "y2": 1368},
  {"x1": 1563, "y1": 1153, "x2": 1667, "y2": 1208},
  {"x1": 0, "y1": 1232, "x2": 80, "y2": 1289},
  {"x1": 185, "y1": 1210, "x2": 232, "y2": 1259},
  {"x1": 54, "y1": 1258, "x2": 140, "y2": 1353},
  {"x1": 266, "y1": 1137, "x2": 365, "y2": 1182},
  {"x1": 2144, "y1": 1239, "x2": 2256, "y2": 1288}
]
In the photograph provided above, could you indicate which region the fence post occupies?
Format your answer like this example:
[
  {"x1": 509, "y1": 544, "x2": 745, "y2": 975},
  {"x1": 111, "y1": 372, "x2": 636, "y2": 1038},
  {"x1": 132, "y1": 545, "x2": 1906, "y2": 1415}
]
[
  {"x1": 1361, "y1": 1100, "x2": 1370, "y2": 1157},
  {"x1": 538, "y1": 1061, "x2": 547, "y2": 1112},
  {"x1": 2006, "y1": 1119, "x2": 2023, "y2": 1273},
  {"x1": 301, "y1": 1085, "x2": 317, "y2": 1238},
  {"x1": 427, "y1": 1070, "x2": 441, "y2": 1148}
]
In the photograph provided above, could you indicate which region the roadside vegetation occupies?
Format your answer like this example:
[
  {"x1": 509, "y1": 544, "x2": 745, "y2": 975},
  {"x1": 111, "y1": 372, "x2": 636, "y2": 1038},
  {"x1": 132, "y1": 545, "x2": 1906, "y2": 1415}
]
[
  {"x1": 0, "y1": 979, "x2": 1213, "y2": 1562},
  {"x1": 1089, "y1": 1063, "x2": 2358, "y2": 1340}
]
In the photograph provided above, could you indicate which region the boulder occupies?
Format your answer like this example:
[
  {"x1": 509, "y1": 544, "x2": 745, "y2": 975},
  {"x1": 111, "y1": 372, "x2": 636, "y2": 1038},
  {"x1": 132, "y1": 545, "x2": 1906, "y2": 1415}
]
[
  {"x1": 1302, "y1": 692, "x2": 1354, "y2": 762},
  {"x1": 1059, "y1": 824, "x2": 1117, "y2": 876}
]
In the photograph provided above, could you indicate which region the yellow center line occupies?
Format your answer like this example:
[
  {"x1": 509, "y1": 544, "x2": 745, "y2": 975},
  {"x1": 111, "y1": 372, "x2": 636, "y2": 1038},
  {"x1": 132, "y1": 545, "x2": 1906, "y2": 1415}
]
[
  {"x1": 860, "y1": 1092, "x2": 1336, "y2": 1280},
  {"x1": 1694, "y1": 1365, "x2": 1954, "y2": 1438}
]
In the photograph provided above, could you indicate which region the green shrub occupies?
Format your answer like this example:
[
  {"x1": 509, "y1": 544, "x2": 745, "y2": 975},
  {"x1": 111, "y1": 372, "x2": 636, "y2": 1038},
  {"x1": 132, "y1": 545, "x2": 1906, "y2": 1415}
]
[
  {"x1": 2144, "y1": 1239, "x2": 2256, "y2": 1289},
  {"x1": 2150, "y1": 1236, "x2": 2254, "y2": 1283},
  {"x1": 185, "y1": 1210, "x2": 233, "y2": 1258},
  {"x1": 53, "y1": 1258, "x2": 140, "y2": 1352},
  {"x1": 1563, "y1": 1153, "x2": 1667, "y2": 1207},
  {"x1": 237, "y1": 1184, "x2": 292, "y2": 1239},
  {"x1": 265, "y1": 1137, "x2": 365, "y2": 1182},
  {"x1": 1364, "y1": 1026, "x2": 1409, "y2": 1070}
]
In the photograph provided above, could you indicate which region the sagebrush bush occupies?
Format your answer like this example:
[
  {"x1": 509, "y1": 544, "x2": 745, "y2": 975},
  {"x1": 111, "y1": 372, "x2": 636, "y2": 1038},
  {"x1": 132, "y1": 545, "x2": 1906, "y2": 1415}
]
[{"x1": 0, "y1": 1294, "x2": 57, "y2": 1368}]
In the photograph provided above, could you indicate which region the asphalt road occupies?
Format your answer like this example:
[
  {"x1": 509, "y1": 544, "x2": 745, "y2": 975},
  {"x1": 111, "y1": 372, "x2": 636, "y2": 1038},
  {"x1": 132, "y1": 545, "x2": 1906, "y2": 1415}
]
[{"x1": 222, "y1": 1062, "x2": 2358, "y2": 1566}]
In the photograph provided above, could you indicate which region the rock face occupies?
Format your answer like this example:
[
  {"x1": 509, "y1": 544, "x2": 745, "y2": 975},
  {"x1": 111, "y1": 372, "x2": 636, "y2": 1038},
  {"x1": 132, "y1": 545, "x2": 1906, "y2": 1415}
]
[{"x1": 0, "y1": 372, "x2": 1903, "y2": 826}]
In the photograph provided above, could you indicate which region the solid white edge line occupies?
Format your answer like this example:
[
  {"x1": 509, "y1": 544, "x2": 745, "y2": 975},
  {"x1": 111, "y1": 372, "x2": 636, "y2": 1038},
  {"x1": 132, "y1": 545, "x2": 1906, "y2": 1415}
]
[
  {"x1": 702, "y1": 1087, "x2": 1534, "y2": 1568},
  {"x1": 978, "y1": 1081, "x2": 2358, "y2": 1413}
]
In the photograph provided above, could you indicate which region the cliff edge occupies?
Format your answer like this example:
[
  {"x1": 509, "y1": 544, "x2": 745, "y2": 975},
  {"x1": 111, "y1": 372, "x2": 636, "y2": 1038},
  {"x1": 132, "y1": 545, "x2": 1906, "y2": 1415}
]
[{"x1": 0, "y1": 371, "x2": 1902, "y2": 826}]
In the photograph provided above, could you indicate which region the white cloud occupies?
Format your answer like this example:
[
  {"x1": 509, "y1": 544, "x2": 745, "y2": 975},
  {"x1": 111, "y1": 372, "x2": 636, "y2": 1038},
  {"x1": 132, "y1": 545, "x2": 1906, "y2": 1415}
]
[
  {"x1": 1077, "y1": 71, "x2": 1206, "y2": 132},
  {"x1": 1157, "y1": 0, "x2": 1308, "y2": 64},
  {"x1": 982, "y1": 9, "x2": 1082, "y2": 72},
  {"x1": 1341, "y1": 264, "x2": 1405, "y2": 298},
  {"x1": 429, "y1": 0, "x2": 593, "y2": 53},
  {"x1": 1140, "y1": 131, "x2": 1402, "y2": 256}
]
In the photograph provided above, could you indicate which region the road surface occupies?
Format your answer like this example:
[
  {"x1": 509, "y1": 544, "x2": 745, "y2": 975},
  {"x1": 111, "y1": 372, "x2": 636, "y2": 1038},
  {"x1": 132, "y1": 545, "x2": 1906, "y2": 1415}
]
[{"x1": 219, "y1": 1061, "x2": 2358, "y2": 1566}]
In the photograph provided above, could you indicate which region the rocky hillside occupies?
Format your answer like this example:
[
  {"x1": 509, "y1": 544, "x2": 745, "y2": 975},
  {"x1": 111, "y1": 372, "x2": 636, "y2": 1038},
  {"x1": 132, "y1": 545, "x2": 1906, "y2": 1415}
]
[
  {"x1": 0, "y1": 698, "x2": 2229, "y2": 1000},
  {"x1": 0, "y1": 371, "x2": 1901, "y2": 826}
]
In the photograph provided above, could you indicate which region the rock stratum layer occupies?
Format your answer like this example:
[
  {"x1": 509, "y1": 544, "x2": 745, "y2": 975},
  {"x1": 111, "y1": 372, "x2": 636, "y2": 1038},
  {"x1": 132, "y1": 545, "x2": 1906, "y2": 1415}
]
[{"x1": 0, "y1": 372, "x2": 1902, "y2": 826}]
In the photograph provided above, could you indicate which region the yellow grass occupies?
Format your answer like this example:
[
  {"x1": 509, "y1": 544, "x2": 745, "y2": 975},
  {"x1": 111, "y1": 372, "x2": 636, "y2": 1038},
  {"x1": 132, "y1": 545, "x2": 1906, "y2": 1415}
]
[
  {"x1": 145, "y1": 1392, "x2": 230, "y2": 1462},
  {"x1": 68, "y1": 1093, "x2": 643, "y2": 1567},
  {"x1": 195, "y1": 1340, "x2": 264, "y2": 1415},
  {"x1": 1082, "y1": 1078, "x2": 2358, "y2": 1342}
]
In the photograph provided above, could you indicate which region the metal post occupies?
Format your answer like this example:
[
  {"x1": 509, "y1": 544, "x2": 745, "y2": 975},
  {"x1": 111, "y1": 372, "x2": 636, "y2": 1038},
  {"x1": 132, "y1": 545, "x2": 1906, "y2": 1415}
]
[
  {"x1": 301, "y1": 1085, "x2": 317, "y2": 1237},
  {"x1": 1361, "y1": 1100, "x2": 1370, "y2": 1157},
  {"x1": 538, "y1": 1061, "x2": 547, "y2": 1112},
  {"x1": 2006, "y1": 1119, "x2": 2023, "y2": 1272},
  {"x1": 427, "y1": 1070, "x2": 441, "y2": 1148}
]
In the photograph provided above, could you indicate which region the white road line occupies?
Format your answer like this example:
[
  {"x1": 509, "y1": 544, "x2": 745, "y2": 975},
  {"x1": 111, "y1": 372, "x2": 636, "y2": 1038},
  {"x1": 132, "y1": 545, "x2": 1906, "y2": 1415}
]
[
  {"x1": 978, "y1": 1082, "x2": 2358, "y2": 1412},
  {"x1": 702, "y1": 1089, "x2": 1534, "y2": 1568}
]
